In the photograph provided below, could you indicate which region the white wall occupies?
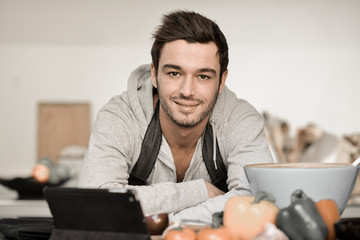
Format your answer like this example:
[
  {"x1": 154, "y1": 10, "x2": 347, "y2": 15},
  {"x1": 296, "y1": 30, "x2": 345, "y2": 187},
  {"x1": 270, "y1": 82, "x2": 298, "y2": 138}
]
[{"x1": 1, "y1": 0, "x2": 360, "y2": 176}]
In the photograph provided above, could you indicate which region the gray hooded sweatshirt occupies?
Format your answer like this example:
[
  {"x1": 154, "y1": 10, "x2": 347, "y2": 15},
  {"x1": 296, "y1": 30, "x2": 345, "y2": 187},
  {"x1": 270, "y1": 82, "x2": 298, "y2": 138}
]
[{"x1": 79, "y1": 64, "x2": 273, "y2": 222}]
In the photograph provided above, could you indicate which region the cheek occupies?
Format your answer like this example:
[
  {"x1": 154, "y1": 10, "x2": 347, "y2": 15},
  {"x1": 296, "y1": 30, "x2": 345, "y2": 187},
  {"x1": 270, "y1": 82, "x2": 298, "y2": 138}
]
[
  {"x1": 199, "y1": 84, "x2": 219, "y2": 102},
  {"x1": 158, "y1": 79, "x2": 181, "y2": 96}
]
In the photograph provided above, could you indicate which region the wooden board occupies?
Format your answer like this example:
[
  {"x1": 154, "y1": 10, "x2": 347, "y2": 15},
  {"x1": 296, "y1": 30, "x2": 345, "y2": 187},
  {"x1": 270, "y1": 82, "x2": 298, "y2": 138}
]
[{"x1": 37, "y1": 103, "x2": 90, "y2": 162}]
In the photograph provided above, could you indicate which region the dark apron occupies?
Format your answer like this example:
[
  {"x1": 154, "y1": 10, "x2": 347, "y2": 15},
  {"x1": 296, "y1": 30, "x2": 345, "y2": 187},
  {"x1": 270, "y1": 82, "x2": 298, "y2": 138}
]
[{"x1": 128, "y1": 102, "x2": 228, "y2": 192}]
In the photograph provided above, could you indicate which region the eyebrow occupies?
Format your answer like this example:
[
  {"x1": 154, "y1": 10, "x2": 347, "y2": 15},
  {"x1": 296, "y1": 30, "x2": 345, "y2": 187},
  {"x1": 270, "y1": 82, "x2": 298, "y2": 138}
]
[
  {"x1": 162, "y1": 64, "x2": 217, "y2": 76},
  {"x1": 162, "y1": 64, "x2": 181, "y2": 71},
  {"x1": 198, "y1": 68, "x2": 217, "y2": 76}
]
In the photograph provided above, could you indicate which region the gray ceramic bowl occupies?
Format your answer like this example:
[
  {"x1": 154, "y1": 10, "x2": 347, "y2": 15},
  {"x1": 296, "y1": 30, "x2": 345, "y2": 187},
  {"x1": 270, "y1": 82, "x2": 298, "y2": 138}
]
[{"x1": 244, "y1": 162, "x2": 359, "y2": 214}]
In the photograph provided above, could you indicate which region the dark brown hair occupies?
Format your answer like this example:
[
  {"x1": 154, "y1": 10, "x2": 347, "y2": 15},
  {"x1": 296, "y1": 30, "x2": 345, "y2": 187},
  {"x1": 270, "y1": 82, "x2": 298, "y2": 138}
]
[{"x1": 151, "y1": 10, "x2": 229, "y2": 78}]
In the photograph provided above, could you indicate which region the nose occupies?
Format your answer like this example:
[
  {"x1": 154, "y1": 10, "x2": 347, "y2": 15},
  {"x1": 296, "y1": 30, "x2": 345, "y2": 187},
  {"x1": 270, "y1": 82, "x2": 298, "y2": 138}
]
[{"x1": 179, "y1": 75, "x2": 195, "y2": 97}]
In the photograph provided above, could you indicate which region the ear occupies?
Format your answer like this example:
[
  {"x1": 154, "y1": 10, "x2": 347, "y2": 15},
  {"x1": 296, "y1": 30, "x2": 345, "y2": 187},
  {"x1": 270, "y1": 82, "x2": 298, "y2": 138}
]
[
  {"x1": 150, "y1": 63, "x2": 158, "y2": 88},
  {"x1": 218, "y1": 70, "x2": 228, "y2": 94}
]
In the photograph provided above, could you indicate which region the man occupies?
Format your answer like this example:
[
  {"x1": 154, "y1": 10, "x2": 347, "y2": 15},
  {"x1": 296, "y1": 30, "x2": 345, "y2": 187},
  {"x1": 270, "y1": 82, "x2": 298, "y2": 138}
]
[{"x1": 79, "y1": 10, "x2": 273, "y2": 222}]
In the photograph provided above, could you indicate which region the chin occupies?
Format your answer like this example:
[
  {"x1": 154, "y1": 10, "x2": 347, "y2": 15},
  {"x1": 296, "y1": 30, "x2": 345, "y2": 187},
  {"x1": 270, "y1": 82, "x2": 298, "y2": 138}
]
[{"x1": 174, "y1": 116, "x2": 202, "y2": 128}]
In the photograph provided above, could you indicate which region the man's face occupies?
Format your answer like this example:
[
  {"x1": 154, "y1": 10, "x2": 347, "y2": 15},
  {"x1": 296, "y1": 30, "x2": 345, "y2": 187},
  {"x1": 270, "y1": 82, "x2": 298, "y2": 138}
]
[{"x1": 151, "y1": 40, "x2": 227, "y2": 127}]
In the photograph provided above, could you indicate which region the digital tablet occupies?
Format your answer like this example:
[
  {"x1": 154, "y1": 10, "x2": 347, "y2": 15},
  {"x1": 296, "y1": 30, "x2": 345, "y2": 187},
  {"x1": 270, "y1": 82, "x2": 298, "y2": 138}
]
[{"x1": 43, "y1": 187, "x2": 149, "y2": 234}]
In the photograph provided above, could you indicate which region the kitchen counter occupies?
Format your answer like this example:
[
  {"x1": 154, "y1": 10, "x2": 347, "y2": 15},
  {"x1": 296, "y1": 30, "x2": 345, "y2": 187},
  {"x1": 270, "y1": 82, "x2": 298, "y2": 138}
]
[
  {"x1": 1, "y1": 185, "x2": 360, "y2": 218},
  {"x1": 1, "y1": 185, "x2": 360, "y2": 240},
  {"x1": 0, "y1": 199, "x2": 51, "y2": 218},
  {"x1": 0, "y1": 184, "x2": 51, "y2": 218}
]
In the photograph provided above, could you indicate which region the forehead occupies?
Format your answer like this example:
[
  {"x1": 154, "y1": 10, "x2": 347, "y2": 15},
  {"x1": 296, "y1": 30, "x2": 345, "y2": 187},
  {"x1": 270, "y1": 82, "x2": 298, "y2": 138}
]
[{"x1": 159, "y1": 40, "x2": 220, "y2": 72}]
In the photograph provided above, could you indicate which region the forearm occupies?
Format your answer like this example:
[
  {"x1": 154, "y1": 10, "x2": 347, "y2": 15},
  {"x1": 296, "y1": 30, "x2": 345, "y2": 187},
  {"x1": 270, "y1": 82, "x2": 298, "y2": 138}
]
[
  {"x1": 125, "y1": 179, "x2": 209, "y2": 216},
  {"x1": 81, "y1": 164, "x2": 209, "y2": 217},
  {"x1": 81, "y1": 156, "x2": 209, "y2": 216}
]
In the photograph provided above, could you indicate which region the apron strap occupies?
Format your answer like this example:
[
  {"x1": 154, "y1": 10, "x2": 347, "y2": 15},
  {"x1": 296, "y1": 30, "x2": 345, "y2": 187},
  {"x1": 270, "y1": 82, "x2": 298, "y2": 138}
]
[
  {"x1": 128, "y1": 102, "x2": 162, "y2": 185},
  {"x1": 202, "y1": 123, "x2": 228, "y2": 192},
  {"x1": 128, "y1": 102, "x2": 228, "y2": 192}
]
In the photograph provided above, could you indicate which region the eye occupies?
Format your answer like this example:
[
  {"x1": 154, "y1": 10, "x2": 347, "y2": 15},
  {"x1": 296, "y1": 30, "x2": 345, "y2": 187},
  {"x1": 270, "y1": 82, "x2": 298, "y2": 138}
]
[
  {"x1": 168, "y1": 72, "x2": 180, "y2": 77},
  {"x1": 198, "y1": 74, "x2": 210, "y2": 80}
]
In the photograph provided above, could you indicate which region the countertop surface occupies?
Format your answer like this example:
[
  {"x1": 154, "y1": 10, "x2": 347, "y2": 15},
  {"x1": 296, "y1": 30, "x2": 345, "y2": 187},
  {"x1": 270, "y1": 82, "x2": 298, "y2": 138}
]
[
  {"x1": 1, "y1": 185, "x2": 360, "y2": 240},
  {"x1": 1, "y1": 184, "x2": 360, "y2": 218}
]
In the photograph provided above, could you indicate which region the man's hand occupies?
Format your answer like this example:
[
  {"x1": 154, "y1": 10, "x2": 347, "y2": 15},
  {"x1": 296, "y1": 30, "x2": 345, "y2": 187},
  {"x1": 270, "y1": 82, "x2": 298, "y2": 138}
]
[{"x1": 204, "y1": 181, "x2": 225, "y2": 198}]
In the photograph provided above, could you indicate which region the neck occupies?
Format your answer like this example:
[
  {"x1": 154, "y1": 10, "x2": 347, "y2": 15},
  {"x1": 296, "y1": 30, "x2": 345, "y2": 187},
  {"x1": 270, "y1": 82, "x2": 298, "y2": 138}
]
[{"x1": 159, "y1": 107, "x2": 209, "y2": 149}]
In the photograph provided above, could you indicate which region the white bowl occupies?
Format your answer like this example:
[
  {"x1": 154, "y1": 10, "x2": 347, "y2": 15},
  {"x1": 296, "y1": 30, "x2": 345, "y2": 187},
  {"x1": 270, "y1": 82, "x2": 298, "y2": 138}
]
[{"x1": 244, "y1": 162, "x2": 359, "y2": 214}]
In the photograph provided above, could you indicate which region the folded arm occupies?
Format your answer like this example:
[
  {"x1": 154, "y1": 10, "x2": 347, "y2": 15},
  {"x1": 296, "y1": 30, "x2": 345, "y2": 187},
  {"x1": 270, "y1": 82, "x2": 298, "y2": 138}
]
[
  {"x1": 79, "y1": 98, "x2": 273, "y2": 221},
  {"x1": 79, "y1": 104, "x2": 209, "y2": 215},
  {"x1": 168, "y1": 107, "x2": 274, "y2": 222}
]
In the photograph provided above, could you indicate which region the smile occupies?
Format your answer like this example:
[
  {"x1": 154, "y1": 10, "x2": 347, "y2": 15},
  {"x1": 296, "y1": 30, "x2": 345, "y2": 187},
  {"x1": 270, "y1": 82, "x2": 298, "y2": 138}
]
[{"x1": 174, "y1": 100, "x2": 200, "y2": 108}]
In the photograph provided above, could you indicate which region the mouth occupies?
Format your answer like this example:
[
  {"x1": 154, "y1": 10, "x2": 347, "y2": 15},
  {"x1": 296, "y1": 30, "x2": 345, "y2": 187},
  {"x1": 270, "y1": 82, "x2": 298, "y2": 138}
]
[
  {"x1": 173, "y1": 100, "x2": 200, "y2": 112},
  {"x1": 174, "y1": 100, "x2": 199, "y2": 107}
]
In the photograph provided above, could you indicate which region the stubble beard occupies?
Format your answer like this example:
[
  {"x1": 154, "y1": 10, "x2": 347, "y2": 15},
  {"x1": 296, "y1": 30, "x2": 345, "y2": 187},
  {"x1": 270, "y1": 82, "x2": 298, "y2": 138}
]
[{"x1": 157, "y1": 80, "x2": 220, "y2": 128}]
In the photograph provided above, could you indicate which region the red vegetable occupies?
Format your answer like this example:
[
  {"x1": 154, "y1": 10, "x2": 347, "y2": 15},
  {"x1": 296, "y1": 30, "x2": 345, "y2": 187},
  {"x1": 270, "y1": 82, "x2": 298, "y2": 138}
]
[
  {"x1": 197, "y1": 227, "x2": 231, "y2": 240},
  {"x1": 164, "y1": 227, "x2": 196, "y2": 240}
]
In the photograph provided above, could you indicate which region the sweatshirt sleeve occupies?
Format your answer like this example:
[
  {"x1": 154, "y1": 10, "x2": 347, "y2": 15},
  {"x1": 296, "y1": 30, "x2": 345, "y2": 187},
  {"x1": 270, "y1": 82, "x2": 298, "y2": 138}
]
[
  {"x1": 170, "y1": 101, "x2": 274, "y2": 222},
  {"x1": 126, "y1": 180, "x2": 209, "y2": 216}
]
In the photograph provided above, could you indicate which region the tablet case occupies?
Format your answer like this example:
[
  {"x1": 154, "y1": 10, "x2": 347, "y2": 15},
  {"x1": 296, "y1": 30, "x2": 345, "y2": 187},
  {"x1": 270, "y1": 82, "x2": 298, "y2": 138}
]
[{"x1": 44, "y1": 187, "x2": 150, "y2": 240}]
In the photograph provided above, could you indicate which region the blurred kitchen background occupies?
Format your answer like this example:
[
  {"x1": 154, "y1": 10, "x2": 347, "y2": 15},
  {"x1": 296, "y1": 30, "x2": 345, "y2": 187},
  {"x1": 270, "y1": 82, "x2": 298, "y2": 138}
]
[{"x1": 0, "y1": 0, "x2": 359, "y2": 183}]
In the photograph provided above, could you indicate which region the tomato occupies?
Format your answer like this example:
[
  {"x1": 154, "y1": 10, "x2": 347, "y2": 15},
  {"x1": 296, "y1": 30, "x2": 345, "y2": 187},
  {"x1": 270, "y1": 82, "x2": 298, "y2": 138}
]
[
  {"x1": 197, "y1": 227, "x2": 231, "y2": 240},
  {"x1": 164, "y1": 227, "x2": 196, "y2": 240}
]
